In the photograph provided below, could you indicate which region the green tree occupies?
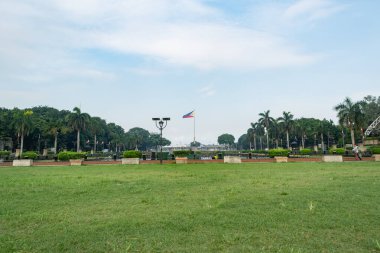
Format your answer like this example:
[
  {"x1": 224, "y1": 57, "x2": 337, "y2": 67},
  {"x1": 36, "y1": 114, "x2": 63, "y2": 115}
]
[
  {"x1": 48, "y1": 120, "x2": 64, "y2": 154},
  {"x1": 258, "y1": 110, "x2": 274, "y2": 149},
  {"x1": 89, "y1": 117, "x2": 106, "y2": 153},
  {"x1": 66, "y1": 107, "x2": 90, "y2": 152},
  {"x1": 13, "y1": 109, "x2": 34, "y2": 156},
  {"x1": 334, "y1": 97, "x2": 364, "y2": 146},
  {"x1": 126, "y1": 127, "x2": 150, "y2": 150},
  {"x1": 217, "y1": 133, "x2": 235, "y2": 147},
  {"x1": 248, "y1": 122, "x2": 260, "y2": 150},
  {"x1": 237, "y1": 134, "x2": 249, "y2": 150},
  {"x1": 278, "y1": 111, "x2": 294, "y2": 149},
  {"x1": 148, "y1": 133, "x2": 171, "y2": 150}
]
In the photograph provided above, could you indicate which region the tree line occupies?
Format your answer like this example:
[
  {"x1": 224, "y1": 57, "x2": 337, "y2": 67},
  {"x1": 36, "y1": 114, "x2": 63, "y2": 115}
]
[
  {"x1": 1, "y1": 95, "x2": 379, "y2": 155},
  {"x1": 236, "y1": 95, "x2": 380, "y2": 150},
  {"x1": 0, "y1": 106, "x2": 170, "y2": 156}
]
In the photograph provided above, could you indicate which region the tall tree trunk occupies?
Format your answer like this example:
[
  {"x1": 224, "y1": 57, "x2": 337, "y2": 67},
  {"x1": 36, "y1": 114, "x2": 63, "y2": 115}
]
[
  {"x1": 320, "y1": 133, "x2": 324, "y2": 152},
  {"x1": 77, "y1": 130, "x2": 80, "y2": 152},
  {"x1": 254, "y1": 134, "x2": 257, "y2": 150},
  {"x1": 275, "y1": 139, "x2": 279, "y2": 149},
  {"x1": 20, "y1": 132, "x2": 24, "y2": 157},
  {"x1": 301, "y1": 133, "x2": 305, "y2": 149},
  {"x1": 94, "y1": 134, "x2": 97, "y2": 153},
  {"x1": 350, "y1": 127, "x2": 355, "y2": 146},
  {"x1": 286, "y1": 130, "x2": 290, "y2": 149},
  {"x1": 54, "y1": 132, "x2": 58, "y2": 154},
  {"x1": 260, "y1": 137, "x2": 263, "y2": 150},
  {"x1": 266, "y1": 133, "x2": 269, "y2": 150}
]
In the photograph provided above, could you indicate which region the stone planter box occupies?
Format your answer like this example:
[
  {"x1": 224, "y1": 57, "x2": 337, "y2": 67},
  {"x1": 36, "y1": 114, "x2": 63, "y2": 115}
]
[
  {"x1": 13, "y1": 159, "x2": 33, "y2": 167},
  {"x1": 69, "y1": 159, "x2": 83, "y2": 166},
  {"x1": 121, "y1": 158, "x2": 140, "y2": 165},
  {"x1": 274, "y1": 156, "x2": 288, "y2": 163},
  {"x1": 373, "y1": 154, "x2": 380, "y2": 162},
  {"x1": 322, "y1": 155, "x2": 343, "y2": 162},
  {"x1": 224, "y1": 156, "x2": 241, "y2": 164},
  {"x1": 175, "y1": 157, "x2": 188, "y2": 164}
]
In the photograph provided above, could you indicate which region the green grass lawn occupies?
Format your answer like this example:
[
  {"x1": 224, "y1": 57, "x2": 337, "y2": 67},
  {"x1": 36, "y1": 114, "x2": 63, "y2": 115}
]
[{"x1": 1, "y1": 162, "x2": 380, "y2": 252}]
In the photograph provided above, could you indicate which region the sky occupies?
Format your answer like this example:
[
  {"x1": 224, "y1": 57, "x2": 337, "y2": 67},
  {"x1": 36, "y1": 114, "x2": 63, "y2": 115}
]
[{"x1": 0, "y1": 0, "x2": 379, "y2": 146}]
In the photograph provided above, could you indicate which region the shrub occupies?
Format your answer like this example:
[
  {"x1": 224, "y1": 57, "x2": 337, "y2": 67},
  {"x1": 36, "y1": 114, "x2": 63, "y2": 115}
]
[
  {"x1": 268, "y1": 148, "x2": 290, "y2": 158},
  {"x1": 58, "y1": 151, "x2": 86, "y2": 161},
  {"x1": 123, "y1": 150, "x2": 142, "y2": 158},
  {"x1": 299, "y1": 148, "x2": 312, "y2": 155},
  {"x1": 173, "y1": 150, "x2": 192, "y2": 157},
  {"x1": 328, "y1": 148, "x2": 345, "y2": 155},
  {"x1": 21, "y1": 151, "x2": 38, "y2": 160},
  {"x1": 0, "y1": 151, "x2": 11, "y2": 158},
  {"x1": 369, "y1": 146, "x2": 380, "y2": 154}
]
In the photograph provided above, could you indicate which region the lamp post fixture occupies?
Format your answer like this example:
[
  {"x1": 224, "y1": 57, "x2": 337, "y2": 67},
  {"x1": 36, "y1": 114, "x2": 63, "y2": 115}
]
[{"x1": 152, "y1": 117, "x2": 170, "y2": 164}]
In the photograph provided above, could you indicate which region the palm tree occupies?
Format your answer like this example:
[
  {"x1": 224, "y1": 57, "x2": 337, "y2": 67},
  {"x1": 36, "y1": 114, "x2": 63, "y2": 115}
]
[
  {"x1": 66, "y1": 107, "x2": 90, "y2": 152},
  {"x1": 278, "y1": 111, "x2": 294, "y2": 149},
  {"x1": 248, "y1": 122, "x2": 259, "y2": 150},
  {"x1": 48, "y1": 119, "x2": 69, "y2": 154},
  {"x1": 258, "y1": 110, "x2": 274, "y2": 150},
  {"x1": 334, "y1": 97, "x2": 364, "y2": 146},
  {"x1": 294, "y1": 119, "x2": 308, "y2": 149},
  {"x1": 269, "y1": 119, "x2": 281, "y2": 148},
  {"x1": 89, "y1": 117, "x2": 105, "y2": 153},
  {"x1": 13, "y1": 109, "x2": 34, "y2": 157}
]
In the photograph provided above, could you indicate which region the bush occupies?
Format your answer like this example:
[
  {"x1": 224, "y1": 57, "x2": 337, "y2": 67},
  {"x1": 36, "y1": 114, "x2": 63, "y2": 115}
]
[
  {"x1": 369, "y1": 146, "x2": 380, "y2": 154},
  {"x1": 0, "y1": 151, "x2": 11, "y2": 158},
  {"x1": 328, "y1": 148, "x2": 345, "y2": 155},
  {"x1": 123, "y1": 150, "x2": 142, "y2": 158},
  {"x1": 21, "y1": 151, "x2": 38, "y2": 160},
  {"x1": 173, "y1": 150, "x2": 192, "y2": 157},
  {"x1": 268, "y1": 148, "x2": 290, "y2": 158},
  {"x1": 299, "y1": 148, "x2": 312, "y2": 155},
  {"x1": 58, "y1": 151, "x2": 86, "y2": 161}
]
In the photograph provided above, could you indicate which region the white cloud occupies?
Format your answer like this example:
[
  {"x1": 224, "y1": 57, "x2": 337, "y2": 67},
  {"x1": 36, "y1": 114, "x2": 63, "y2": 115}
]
[
  {"x1": 198, "y1": 85, "x2": 216, "y2": 97},
  {"x1": 284, "y1": 0, "x2": 346, "y2": 22},
  {"x1": 0, "y1": 0, "x2": 326, "y2": 74}
]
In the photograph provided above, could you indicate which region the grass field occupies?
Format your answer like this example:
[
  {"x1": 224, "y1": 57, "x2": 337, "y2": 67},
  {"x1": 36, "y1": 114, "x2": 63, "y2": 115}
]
[{"x1": 1, "y1": 162, "x2": 380, "y2": 252}]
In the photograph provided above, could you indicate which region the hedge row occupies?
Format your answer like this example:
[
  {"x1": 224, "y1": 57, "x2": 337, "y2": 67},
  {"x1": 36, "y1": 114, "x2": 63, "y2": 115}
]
[
  {"x1": 328, "y1": 148, "x2": 346, "y2": 155},
  {"x1": 0, "y1": 151, "x2": 11, "y2": 157},
  {"x1": 123, "y1": 150, "x2": 142, "y2": 158},
  {"x1": 21, "y1": 151, "x2": 39, "y2": 160},
  {"x1": 369, "y1": 146, "x2": 380, "y2": 154},
  {"x1": 58, "y1": 152, "x2": 86, "y2": 161},
  {"x1": 268, "y1": 148, "x2": 290, "y2": 158}
]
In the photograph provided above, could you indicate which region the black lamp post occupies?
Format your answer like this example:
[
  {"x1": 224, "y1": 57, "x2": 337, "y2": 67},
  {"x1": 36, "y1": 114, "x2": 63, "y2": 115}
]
[{"x1": 152, "y1": 117, "x2": 170, "y2": 164}]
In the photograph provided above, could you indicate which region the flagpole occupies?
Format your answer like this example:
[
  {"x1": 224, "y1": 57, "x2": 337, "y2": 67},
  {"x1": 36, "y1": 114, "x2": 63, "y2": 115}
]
[{"x1": 193, "y1": 113, "x2": 196, "y2": 143}]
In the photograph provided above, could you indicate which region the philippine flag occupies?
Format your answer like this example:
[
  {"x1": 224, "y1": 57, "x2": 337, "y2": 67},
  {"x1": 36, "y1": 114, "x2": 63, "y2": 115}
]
[{"x1": 183, "y1": 111, "x2": 195, "y2": 118}]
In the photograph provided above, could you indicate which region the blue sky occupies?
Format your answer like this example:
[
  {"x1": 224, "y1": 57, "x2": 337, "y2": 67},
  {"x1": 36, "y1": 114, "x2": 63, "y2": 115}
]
[{"x1": 0, "y1": 0, "x2": 379, "y2": 145}]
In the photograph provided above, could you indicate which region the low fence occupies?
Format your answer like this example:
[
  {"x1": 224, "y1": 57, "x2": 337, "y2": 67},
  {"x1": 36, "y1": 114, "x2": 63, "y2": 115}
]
[{"x1": 1, "y1": 156, "x2": 376, "y2": 167}]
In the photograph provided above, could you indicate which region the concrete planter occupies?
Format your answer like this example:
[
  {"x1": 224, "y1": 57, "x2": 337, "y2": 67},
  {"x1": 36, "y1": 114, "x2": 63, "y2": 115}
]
[
  {"x1": 13, "y1": 159, "x2": 33, "y2": 167},
  {"x1": 69, "y1": 159, "x2": 83, "y2": 166},
  {"x1": 373, "y1": 154, "x2": 380, "y2": 162},
  {"x1": 224, "y1": 156, "x2": 242, "y2": 164},
  {"x1": 122, "y1": 158, "x2": 140, "y2": 165},
  {"x1": 274, "y1": 156, "x2": 288, "y2": 163},
  {"x1": 322, "y1": 155, "x2": 343, "y2": 162},
  {"x1": 175, "y1": 157, "x2": 188, "y2": 164}
]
